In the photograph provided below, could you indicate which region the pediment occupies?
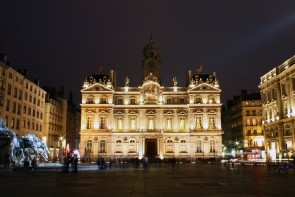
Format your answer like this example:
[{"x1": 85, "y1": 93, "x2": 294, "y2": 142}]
[
  {"x1": 82, "y1": 83, "x2": 113, "y2": 92},
  {"x1": 188, "y1": 83, "x2": 220, "y2": 92}
]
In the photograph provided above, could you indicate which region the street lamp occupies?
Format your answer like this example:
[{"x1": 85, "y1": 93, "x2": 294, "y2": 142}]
[{"x1": 59, "y1": 137, "x2": 63, "y2": 163}]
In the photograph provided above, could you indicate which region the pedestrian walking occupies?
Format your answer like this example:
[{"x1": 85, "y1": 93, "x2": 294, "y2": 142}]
[
  {"x1": 72, "y1": 154, "x2": 78, "y2": 173},
  {"x1": 31, "y1": 156, "x2": 37, "y2": 172}
]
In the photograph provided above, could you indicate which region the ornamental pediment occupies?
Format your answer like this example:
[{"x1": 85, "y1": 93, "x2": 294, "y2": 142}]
[
  {"x1": 188, "y1": 83, "x2": 220, "y2": 92},
  {"x1": 164, "y1": 110, "x2": 173, "y2": 114},
  {"x1": 146, "y1": 110, "x2": 156, "y2": 114},
  {"x1": 82, "y1": 83, "x2": 113, "y2": 92},
  {"x1": 114, "y1": 110, "x2": 124, "y2": 114},
  {"x1": 177, "y1": 110, "x2": 187, "y2": 114},
  {"x1": 128, "y1": 110, "x2": 138, "y2": 114}
]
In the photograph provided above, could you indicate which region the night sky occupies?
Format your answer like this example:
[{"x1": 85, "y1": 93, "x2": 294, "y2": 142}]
[{"x1": 0, "y1": 1, "x2": 294, "y2": 106}]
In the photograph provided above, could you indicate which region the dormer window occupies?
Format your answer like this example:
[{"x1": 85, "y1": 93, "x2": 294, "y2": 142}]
[
  {"x1": 117, "y1": 98, "x2": 123, "y2": 105},
  {"x1": 100, "y1": 97, "x2": 107, "y2": 104},
  {"x1": 130, "y1": 98, "x2": 136, "y2": 105},
  {"x1": 86, "y1": 97, "x2": 94, "y2": 104}
]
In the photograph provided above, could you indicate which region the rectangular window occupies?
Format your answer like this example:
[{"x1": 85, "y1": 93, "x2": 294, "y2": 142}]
[
  {"x1": 130, "y1": 116, "x2": 136, "y2": 130},
  {"x1": 16, "y1": 119, "x2": 20, "y2": 130},
  {"x1": 166, "y1": 117, "x2": 173, "y2": 130},
  {"x1": 11, "y1": 118, "x2": 15, "y2": 129},
  {"x1": 195, "y1": 116, "x2": 202, "y2": 129},
  {"x1": 18, "y1": 90, "x2": 22, "y2": 100},
  {"x1": 12, "y1": 102, "x2": 16, "y2": 113},
  {"x1": 148, "y1": 117, "x2": 155, "y2": 130},
  {"x1": 6, "y1": 100, "x2": 10, "y2": 111},
  {"x1": 116, "y1": 117, "x2": 123, "y2": 130},
  {"x1": 14, "y1": 87, "x2": 17, "y2": 98},
  {"x1": 179, "y1": 117, "x2": 185, "y2": 130},
  {"x1": 208, "y1": 117, "x2": 215, "y2": 129},
  {"x1": 7, "y1": 83, "x2": 11, "y2": 95},
  {"x1": 17, "y1": 104, "x2": 20, "y2": 114},
  {"x1": 100, "y1": 116, "x2": 106, "y2": 129}
]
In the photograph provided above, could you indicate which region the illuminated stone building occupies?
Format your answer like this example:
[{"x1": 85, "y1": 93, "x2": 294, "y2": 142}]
[
  {"x1": 43, "y1": 86, "x2": 80, "y2": 161},
  {"x1": 259, "y1": 54, "x2": 295, "y2": 160},
  {"x1": 80, "y1": 40, "x2": 223, "y2": 161},
  {"x1": 0, "y1": 55, "x2": 46, "y2": 138},
  {"x1": 222, "y1": 90, "x2": 264, "y2": 159}
]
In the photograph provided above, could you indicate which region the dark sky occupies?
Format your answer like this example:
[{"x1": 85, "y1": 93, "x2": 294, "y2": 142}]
[{"x1": 0, "y1": 1, "x2": 294, "y2": 106}]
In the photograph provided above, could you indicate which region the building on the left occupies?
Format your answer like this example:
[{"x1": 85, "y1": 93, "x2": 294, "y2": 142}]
[{"x1": 0, "y1": 54, "x2": 80, "y2": 162}]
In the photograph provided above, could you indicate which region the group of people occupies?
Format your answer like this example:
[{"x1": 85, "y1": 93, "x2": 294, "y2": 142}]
[
  {"x1": 63, "y1": 153, "x2": 78, "y2": 173},
  {"x1": 23, "y1": 155, "x2": 37, "y2": 171}
]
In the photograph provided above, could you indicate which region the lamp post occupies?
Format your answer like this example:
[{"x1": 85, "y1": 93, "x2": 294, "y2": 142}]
[{"x1": 59, "y1": 137, "x2": 63, "y2": 163}]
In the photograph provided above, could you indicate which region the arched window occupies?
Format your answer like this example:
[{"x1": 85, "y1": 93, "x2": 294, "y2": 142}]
[
  {"x1": 99, "y1": 140, "x2": 106, "y2": 153},
  {"x1": 129, "y1": 139, "x2": 136, "y2": 153},
  {"x1": 166, "y1": 140, "x2": 173, "y2": 153},
  {"x1": 180, "y1": 140, "x2": 187, "y2": 153},
  {"x1": 116, "y1": 97, "x2": 123, "y2": 105},
  {"x1": 115, "y1": 139, "x2": 122, "y2": 153},
  {"x1": 208, "y1": 96, "x2": 216, "y2": 104},
  {"x1": 196, "y1": 140, "x2": 202, "y2": 153},
  {"x1": 100, "y1": 96, "x2": 107, "y2": 104},
  {"x1": 194, "y1": 97, "x2": 202, "y2": 104},
  {"x1": 130, "y1": 97, "x2": 136, "y2": 105}
]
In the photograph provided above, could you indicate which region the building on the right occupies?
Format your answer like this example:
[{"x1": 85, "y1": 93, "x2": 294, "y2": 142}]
[{"x1": 258, "y1": 54, "x2": 295, "y2": 161}]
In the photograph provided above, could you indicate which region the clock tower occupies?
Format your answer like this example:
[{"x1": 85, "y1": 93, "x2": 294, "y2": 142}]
[{"x1": 142, "y1": 37, "x2": 161, "y2": 83}]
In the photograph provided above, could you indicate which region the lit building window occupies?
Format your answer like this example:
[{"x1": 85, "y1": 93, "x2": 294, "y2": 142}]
[
  {"x1": 116, "y1": 117, "x2": 123, "y2": 130},
  {"x1": 195, "y1": 116, "x2": 202, "y2": 129},
  {"x1": 180, "y1": 140, "x2": 187, "y2": 153},
  {"x1": 99, "y1": 140, "x2": 106, "y2": 153},
  {"x1": 86, "y1": 140, "x2": 93, "y2": 151},
  {"x1": 148, "y1": 117, "x2": 154, "y2": 130},
  {"x1": 86, "y1": 97, "x2": 94, "y2": 104},
  {"x1": 179, "y1": 117, "x2": 185, "y2": 130},
  {"x1": 130, "y1": 116, "x2": 136, "y2": 130},
  {"x1": 166, "y1": 139, "x2": 173, "y2": 153},
  {"x1": 100, "y1": 117, "x2": 106, "y2": 129},
  {"x1": 115, "y1": 140, "x2": 122, "y2": 153},
  {"x1": 196, "y1": 140, "x2": 202, "y2": 153},
  {"x1": 87, "y1": 116, "x2": 93, "y2": 129},
  {"x1": 195, "y1": 97, "x2": 202, "y2": 104},
  {"x1": 100, "y1": 97, "x2": 107, "y2": 104},
  {"x1": 209, "y1": 140, "x2": 215, "y2": 153},
  {"x1": 208, "y1": 117, "x2": 215, "y2": 129},
  {"x1": 166, "y1": 117, "x2": 172, "y2": 130},
  {"x1": 129, "y1": 139, "x2": 136, "y2": 153}
]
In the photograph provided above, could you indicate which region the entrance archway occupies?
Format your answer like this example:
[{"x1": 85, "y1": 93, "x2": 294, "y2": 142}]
[{"x1": 145, "y1": 138, "x2": 157, "y2": 157}]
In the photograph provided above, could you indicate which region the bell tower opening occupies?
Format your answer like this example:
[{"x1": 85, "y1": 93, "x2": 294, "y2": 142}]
[{"x1": 142, "y1": 37, "x2": 161, "y2": 83}]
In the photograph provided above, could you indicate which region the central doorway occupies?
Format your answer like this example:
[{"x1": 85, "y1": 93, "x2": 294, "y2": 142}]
[{"x1": 145, "y1": 138, "x2": 157, "y2": 157}]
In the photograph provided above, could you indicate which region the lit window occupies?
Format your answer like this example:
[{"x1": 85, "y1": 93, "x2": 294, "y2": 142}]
[
  {"x1": 195, "y1": 116, "x2": 202, "y2": 129},
  {"x1": 179, "y1": 117, "x2": 185, "y2": 130},
  {"x1": 209, "y1": 117, "x2": 215, "y2": 129},
  {"x1": 166, "y1": 117, "x2": 172, "y2": 130}
]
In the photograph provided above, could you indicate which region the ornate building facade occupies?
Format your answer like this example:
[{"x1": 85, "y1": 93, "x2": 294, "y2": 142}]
[
  {"x1": 80, "y1": 40, "x2": 223, "y2": 161},
  {"x1": 259, "y1": 54, "x2": 295, "y2": 160}
]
